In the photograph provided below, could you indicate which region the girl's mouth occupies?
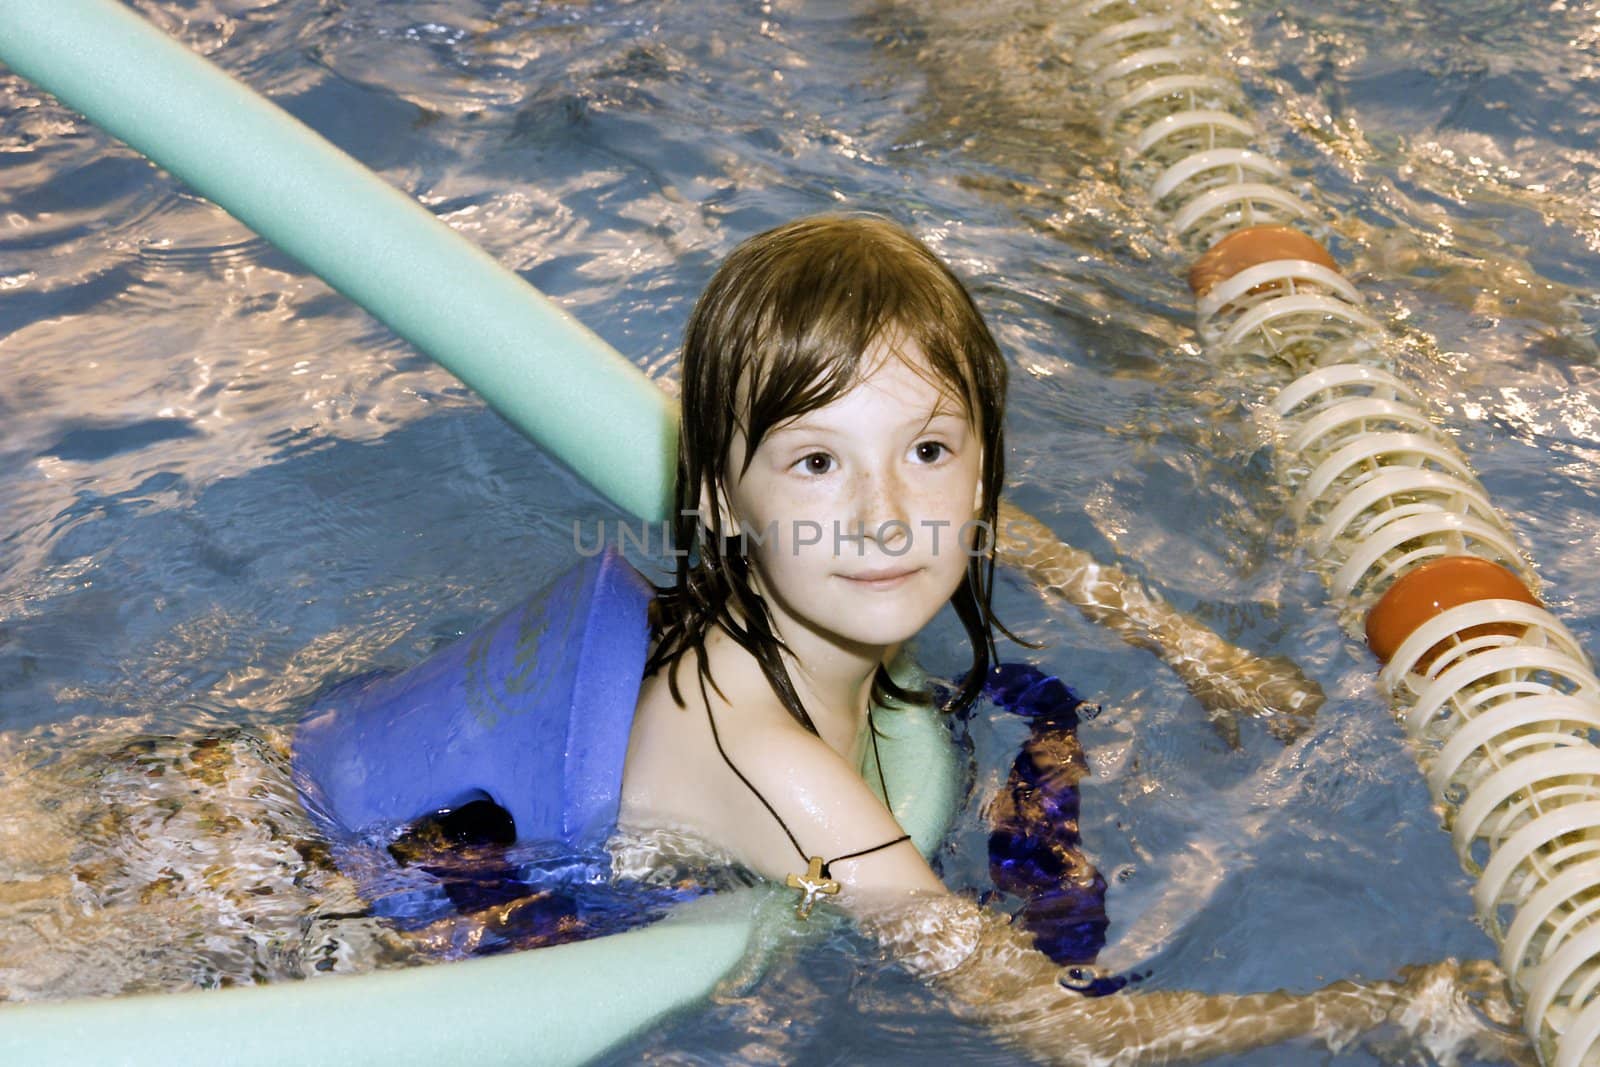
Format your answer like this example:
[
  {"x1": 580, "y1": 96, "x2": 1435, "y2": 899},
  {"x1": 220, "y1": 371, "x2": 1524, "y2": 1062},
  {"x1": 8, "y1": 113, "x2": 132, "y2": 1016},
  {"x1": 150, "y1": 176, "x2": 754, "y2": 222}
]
[{"x1": 839, "y1": 566, "x2": 922, "y2": 589}]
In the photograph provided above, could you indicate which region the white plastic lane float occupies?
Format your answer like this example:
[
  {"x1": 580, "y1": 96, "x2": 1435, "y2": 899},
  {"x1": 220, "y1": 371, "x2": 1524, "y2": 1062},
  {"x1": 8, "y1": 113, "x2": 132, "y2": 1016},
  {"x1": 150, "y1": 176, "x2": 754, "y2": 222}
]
[
  {"x1": 0, "y1": 2, "x2": 960, "y2": 1064},
  {"x1": 1068, "y1": 2, "x2": 1600, "y2": 1063}
]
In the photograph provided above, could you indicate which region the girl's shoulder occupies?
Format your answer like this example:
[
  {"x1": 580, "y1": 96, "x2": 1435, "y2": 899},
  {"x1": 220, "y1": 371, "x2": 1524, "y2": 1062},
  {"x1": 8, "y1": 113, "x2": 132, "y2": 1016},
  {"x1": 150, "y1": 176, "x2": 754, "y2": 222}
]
[{"x1": 625, "y1": 648, "x2": 900, "y2": 882}]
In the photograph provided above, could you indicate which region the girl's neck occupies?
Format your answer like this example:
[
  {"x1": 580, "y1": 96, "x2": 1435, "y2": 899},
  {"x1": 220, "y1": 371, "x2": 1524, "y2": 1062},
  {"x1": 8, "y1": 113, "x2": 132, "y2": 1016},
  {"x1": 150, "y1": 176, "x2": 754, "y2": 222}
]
[
  {"x1": 717, "y1": 583, "x2": 893, "y2": 756},
  {"x1": 768, "y1": 617, "x2": 892, "y2": 757}
]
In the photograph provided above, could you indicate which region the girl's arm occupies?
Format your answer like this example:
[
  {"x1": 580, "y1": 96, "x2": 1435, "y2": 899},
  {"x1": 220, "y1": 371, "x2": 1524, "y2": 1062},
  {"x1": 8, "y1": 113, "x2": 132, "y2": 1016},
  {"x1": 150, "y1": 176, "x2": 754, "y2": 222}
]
[
  {"x1": 852, "y1": 889, "x2": 1531, "y2": 1067},
  {"x1": 736, "y1": 734, "x2": 1529, "y2": 1066},
  {"x1": 997, "y1": 501, "x2": 1321, "y2": 745}
]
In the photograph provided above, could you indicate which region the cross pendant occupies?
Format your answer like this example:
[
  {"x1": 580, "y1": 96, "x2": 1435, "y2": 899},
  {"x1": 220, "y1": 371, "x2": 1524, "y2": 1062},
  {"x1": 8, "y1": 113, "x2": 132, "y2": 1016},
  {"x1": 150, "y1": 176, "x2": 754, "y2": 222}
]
[{"x1": 784, "y1": 856, "x2": 840, "y2": 920}]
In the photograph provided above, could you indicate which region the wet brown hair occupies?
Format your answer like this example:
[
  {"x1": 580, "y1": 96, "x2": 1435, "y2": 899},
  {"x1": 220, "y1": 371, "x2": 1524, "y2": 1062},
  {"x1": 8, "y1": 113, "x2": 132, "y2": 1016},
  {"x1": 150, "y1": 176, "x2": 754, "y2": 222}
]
[{"x1": 647, "y1": 214, "x2": 1009, "y2": 733}]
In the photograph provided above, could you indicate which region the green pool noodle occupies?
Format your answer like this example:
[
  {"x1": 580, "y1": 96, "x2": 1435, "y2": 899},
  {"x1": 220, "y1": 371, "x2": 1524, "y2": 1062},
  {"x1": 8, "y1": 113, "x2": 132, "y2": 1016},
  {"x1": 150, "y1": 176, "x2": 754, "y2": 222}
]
[{"x1": 0, "y1": 0, "x2": 677, "y2": 523}]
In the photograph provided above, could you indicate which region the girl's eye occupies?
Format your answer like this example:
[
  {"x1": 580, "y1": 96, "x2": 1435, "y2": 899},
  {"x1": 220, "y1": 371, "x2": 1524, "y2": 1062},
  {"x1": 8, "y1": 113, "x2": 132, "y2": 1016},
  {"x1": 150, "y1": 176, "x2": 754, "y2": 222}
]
[
  {"x1": 914, "y1": 441, "x2": 947, "y2": 464},
  {"x1": 797, "y1": 452, "x2": 835, "y2": 475}
]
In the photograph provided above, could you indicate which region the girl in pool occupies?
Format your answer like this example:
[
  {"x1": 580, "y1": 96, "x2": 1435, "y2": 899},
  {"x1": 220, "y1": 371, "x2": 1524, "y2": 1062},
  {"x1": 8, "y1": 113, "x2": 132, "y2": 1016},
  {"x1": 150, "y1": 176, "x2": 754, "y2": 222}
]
[{"x1": 613, "y1": 213, "x2": 1528, "y2": 1064}]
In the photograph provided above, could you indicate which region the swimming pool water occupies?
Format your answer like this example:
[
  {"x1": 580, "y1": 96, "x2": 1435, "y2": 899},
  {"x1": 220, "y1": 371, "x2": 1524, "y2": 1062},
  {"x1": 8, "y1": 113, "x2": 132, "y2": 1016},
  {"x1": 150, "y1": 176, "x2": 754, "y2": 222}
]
[{"x1": 5, "y1": 0, "x2": 1600, "y2": 1063}]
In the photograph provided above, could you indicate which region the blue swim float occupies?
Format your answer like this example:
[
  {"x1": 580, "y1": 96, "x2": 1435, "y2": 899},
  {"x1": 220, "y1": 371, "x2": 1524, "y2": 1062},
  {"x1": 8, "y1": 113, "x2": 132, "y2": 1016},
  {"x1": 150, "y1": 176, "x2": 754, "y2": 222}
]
[{"x1": 295, "y1": 549, "x2": 651, "y2": 856}]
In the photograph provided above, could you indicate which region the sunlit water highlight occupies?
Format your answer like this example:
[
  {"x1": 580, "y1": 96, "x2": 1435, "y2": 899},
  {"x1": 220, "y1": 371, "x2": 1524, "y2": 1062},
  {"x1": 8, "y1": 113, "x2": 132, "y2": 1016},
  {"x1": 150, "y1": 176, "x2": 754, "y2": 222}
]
[{"x1": 4, "y1": 1, "x2": 1600, "y2": 1063}]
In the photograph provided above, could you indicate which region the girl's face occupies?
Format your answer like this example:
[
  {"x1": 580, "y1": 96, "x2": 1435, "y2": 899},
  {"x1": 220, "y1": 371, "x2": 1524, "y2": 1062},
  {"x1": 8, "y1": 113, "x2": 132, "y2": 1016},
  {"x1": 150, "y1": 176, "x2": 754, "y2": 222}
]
[{"x1": 722, "y1": 336, "x2": 984, "y2": 654}]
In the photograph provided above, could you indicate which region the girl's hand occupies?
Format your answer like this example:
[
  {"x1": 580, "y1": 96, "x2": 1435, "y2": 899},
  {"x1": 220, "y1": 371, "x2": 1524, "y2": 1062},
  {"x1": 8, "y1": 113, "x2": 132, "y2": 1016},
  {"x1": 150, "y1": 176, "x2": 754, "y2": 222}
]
[{"x1": 1376, "y1": 958, "x2": 1536, "y2": 1067}]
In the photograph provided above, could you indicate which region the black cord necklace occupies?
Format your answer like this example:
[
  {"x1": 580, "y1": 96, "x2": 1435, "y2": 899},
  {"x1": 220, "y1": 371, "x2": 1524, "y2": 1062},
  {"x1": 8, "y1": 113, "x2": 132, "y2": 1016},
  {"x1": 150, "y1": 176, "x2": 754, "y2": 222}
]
[{"x1": 704, "y1": 691, "x2": 911, "y2": 919}]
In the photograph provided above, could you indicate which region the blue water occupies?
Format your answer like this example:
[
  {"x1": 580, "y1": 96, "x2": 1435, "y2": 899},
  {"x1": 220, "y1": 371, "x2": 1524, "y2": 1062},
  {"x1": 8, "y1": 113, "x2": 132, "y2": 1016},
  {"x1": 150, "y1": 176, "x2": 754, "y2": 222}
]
[{"x1": 5, "y1": 0, "x2": 1600, "y2": 1062}]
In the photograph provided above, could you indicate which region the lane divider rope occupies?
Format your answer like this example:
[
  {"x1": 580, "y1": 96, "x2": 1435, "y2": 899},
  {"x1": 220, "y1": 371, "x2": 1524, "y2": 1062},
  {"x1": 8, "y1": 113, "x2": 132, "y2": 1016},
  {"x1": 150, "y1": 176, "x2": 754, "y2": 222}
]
[{"x1": 1066, "y1": 3, "x2": 1600, "y2": 1063}]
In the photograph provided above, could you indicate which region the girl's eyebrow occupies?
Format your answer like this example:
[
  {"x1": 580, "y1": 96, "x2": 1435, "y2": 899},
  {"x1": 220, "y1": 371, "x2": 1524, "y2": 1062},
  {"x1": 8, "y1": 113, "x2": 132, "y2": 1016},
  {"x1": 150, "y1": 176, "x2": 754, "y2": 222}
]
[
  {"x1": 910, "y1": 403, "x2": 970, "y2": 428},
  {"x1": 771, "y1": 404, "x2": 968, "y2": 437},
  {"x1": 908, "y1": 410, "x2": 968, "y2": 441},
  {"x1": 763, "y1": 418, "x2": 834, "y2": 438}
]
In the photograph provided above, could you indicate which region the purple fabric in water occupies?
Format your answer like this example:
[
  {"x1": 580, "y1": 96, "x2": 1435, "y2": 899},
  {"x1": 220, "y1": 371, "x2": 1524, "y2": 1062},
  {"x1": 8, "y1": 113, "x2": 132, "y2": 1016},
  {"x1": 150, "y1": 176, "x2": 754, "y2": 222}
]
[{"x1": 981, "y1": 663, "x2": 1118, "y2": 991}]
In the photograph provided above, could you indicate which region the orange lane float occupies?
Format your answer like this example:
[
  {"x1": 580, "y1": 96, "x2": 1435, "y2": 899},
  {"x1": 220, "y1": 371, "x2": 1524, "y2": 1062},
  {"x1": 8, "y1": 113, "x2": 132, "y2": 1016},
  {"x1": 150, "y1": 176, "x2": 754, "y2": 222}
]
[
  {"x1": 1186, "y1": 224, "x2": 1340, "y2": 297},
  {"x1": 1364, "y1": 555, "x2": 1542, "y2": 667}
]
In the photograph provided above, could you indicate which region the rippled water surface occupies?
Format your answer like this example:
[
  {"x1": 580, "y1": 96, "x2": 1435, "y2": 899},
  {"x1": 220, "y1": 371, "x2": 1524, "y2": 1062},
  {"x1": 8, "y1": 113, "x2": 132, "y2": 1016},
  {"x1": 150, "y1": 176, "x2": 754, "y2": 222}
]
[{"x1": 5, "y1": 1, "x2": 1600, "y2": 1063}]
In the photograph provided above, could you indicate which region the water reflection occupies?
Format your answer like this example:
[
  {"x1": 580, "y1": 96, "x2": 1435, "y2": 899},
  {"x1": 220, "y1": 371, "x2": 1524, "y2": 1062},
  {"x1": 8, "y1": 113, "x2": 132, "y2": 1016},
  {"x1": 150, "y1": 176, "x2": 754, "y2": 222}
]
[{"x1": 2, "y1": 0, "x2": 1598, "y2": 1063}]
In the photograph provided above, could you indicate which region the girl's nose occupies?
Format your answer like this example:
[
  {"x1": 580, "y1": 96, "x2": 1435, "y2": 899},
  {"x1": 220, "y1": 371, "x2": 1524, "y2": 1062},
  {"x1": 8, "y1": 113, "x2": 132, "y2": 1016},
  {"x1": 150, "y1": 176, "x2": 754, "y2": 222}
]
[{"x1": 849, "y1": 466, "x2": 911, "y2": 551}]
